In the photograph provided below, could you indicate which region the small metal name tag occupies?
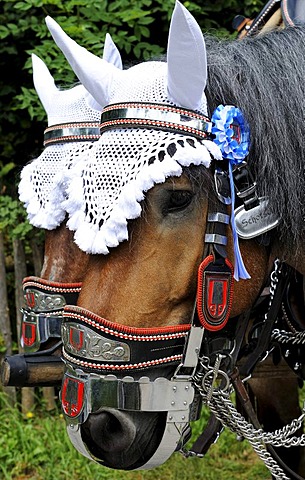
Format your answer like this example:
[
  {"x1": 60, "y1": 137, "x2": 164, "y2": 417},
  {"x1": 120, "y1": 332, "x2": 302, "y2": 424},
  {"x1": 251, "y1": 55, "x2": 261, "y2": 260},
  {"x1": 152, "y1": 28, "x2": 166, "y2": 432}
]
[
  {"x1": 62, "y1": 322, "x2": 130, "y2": 362},
  {"x1": 235, "y1": 197, "x2": 279, "y2": 240}
]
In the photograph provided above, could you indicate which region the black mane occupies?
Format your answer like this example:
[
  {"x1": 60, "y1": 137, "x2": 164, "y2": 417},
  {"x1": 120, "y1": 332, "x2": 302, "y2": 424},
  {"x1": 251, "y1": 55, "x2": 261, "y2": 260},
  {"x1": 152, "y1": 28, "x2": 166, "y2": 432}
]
[{"x1": 205, "y1": 26, "x2": 305, "y2": 255}]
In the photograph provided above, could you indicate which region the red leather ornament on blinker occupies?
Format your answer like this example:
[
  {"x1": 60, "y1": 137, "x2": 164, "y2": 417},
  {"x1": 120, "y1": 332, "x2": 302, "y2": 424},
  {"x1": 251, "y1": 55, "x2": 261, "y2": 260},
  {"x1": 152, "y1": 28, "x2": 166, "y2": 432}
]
[{"x1": 197, "y1": 254, "x2": 234, "y2": 331}]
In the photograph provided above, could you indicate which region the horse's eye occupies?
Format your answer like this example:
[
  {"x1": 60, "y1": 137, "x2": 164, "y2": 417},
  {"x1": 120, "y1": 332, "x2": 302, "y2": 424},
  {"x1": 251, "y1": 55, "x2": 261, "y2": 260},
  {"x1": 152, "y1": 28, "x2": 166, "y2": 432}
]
[{"x1": 167, "y1": 190, "x2": 193, "y2": 212}]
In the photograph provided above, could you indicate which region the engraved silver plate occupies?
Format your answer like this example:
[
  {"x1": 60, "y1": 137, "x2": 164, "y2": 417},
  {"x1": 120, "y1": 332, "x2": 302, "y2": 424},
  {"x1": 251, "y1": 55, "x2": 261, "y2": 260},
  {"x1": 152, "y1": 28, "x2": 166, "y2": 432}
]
[
  {"x1": 62, "y1": 322, "x2": 130, "y2": 362},
  {"x1": 63, "y1": 365, "x2": 194, "y2": 420},
  {"x1": 24, "y1": 288, "x2": 66, "y2": 312},
  {"x1": 235, "y1": 196, "x2": 279, "y2": 240}
]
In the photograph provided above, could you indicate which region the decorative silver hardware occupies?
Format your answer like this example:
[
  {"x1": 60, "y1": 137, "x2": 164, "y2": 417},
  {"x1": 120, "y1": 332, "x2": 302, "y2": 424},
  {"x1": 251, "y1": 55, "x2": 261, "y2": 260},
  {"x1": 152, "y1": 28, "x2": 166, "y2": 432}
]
[
  {"x1": 62, "y1": 358, "x2": 196, "y2": 470},
  {"x1": 101, "y1": 103, "x2": 211, "y2": 139},
  {"x1": 235, "y1": 181, "x2": 257, "y2": 199},
  {"x1": 20, "y1": 308, "x2": 62, "y2": 352},
  {"x1": 207, "y1": 212, "x2": 230, "y2": 224},
  {"x1": 181, "y1": 326, "x2": 204, "y2": 369},
  {"x1": 24, "y1": 288, "x2": 66, "y2": 312},
  {"x1": 235, "y1": 197, "x2": 279, "y2": 239},
  {"x1": 62, "y1": 366, "x2": 194, "y2": 424},
  {"x1": 204, "y1": 233, "x2": 227, "y2": 245},
  {"x1": 44, "y1": 122, "x2": 101, "y2": 146},
  {"x1": 214, "y1": 168, "x2": 232, "y2": 205},
  {"x1": 62, "y1": 322, "x2": 130, "y2": 362}
]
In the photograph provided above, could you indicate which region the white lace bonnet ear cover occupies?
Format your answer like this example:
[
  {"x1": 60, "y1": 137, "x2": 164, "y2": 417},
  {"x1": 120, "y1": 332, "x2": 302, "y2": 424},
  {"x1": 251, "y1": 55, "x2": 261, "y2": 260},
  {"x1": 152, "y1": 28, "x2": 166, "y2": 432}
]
[
  {"x1": 18, "y1": 35, "x2": 122, "y2": 230},
  {"x1": 46, "y1": 0, "x2": 222, "y2": 253}
]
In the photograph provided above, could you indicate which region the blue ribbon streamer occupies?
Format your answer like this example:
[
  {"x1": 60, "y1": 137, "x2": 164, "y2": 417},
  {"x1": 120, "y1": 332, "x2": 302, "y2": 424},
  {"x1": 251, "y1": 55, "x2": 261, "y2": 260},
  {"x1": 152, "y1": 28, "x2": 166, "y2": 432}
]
[
  {"x1": 211, "y1": 104, "x2": 251, "y2": 281},
  {"x1": 228, "y1": 162, "x2": 250, "y2": 281}
]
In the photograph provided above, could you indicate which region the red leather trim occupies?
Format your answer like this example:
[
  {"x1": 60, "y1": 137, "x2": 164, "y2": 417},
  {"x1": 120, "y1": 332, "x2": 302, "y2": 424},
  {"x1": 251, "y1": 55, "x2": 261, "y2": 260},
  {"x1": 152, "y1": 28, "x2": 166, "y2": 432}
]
[
  {"x1": 23, "y1": 276, "x2": 82, "y2": 291},
  {"x1": 64, "y1": 305, "x2": 191, "y2": 337},
  {"x1": 197, "y1": 255, "x2": 234, "y2": 331}
]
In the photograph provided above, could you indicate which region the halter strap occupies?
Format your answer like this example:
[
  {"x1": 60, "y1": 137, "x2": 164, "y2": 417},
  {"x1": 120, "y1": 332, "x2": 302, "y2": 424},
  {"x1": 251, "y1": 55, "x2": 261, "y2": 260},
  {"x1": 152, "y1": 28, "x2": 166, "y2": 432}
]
[
  {"x1": 62, "y1": 305, "x2": 190, "y2": 372},
  {"x1": 44, "y1": 121, "x2": 101, "y2": 146},
  {"x1": 100, "y1": 102, "x2": 212, "y2": 140}
]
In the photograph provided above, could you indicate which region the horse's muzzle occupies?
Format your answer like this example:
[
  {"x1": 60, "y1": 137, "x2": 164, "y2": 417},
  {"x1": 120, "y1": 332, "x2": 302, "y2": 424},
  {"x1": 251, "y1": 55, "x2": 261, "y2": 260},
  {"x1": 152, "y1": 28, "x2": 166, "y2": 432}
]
[
  {"x1": 61, "y1": 364, "x2": 197, "y2": 469},
  {"x1": 80, "y1": 408, "x2": 169, "y2": 470}
]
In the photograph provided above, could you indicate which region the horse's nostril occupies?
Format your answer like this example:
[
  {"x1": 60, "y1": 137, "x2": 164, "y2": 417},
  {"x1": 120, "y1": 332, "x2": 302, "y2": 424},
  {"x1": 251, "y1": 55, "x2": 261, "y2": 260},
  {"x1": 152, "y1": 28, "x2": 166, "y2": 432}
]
[{"x1": 85, "y1": 408, "x2": 137, "y2": 453}]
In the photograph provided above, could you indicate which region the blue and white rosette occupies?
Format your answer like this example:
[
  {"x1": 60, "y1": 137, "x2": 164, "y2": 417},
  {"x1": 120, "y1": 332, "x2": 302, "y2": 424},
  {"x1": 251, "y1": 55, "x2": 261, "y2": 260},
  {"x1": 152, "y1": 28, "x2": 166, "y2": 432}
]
[{"x1": 211, "y1": 104, "x2": 251, "y2": 281}]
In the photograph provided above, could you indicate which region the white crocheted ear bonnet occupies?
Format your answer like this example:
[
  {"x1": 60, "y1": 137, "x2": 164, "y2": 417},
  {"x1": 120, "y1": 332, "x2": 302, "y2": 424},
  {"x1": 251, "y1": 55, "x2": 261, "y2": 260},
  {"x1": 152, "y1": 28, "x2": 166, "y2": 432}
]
[
  {"x1": 46, "y1": 1, "x2": 223, "y2": 253},
  {"x1": 18, "y1": 35, "x2": 122, "y2": 230}
]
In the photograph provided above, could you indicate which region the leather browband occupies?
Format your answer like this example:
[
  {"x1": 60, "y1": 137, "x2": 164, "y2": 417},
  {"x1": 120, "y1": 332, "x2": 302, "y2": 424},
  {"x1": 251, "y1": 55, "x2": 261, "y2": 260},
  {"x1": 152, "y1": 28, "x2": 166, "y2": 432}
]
[
  {"x1": 44, "y1": 122, "x2": 101, "y2": 146},
  {"x1": 100, "y1": 102, "x2": 212, "y2": 140}
]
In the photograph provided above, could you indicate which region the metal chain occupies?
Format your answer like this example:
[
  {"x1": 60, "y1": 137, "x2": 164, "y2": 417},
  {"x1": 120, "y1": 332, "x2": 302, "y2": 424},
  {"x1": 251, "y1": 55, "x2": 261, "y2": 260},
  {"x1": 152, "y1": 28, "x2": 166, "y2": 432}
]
[
  {"x1": 207, "y1": 391, "x2": 291, "y2": 479},
  {"x1": 272, "y1": 328, "x2": 305, "y2": 345},
  {"x1": 266, "y1": 258, "x2": 281, "y2": 320},
  {"x1": 209, "y1": 391, "x2": 305, "y2": 448},
  {"x1": 193, "y1": 362, "x2": 304, "y2": 479},
  {"x1": 187, "y1": 259, "x2": 305, "y2": 479}
]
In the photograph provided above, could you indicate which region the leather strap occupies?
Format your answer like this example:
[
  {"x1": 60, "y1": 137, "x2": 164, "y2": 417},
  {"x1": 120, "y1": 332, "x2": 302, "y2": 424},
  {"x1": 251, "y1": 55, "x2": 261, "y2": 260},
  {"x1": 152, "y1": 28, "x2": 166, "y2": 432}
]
[
  {"x1": 188, "y1": 413, "x2": 223, "y2": 456},
  {"x1": 239, "y1": 262, "x2": 292, "y2": 377}
]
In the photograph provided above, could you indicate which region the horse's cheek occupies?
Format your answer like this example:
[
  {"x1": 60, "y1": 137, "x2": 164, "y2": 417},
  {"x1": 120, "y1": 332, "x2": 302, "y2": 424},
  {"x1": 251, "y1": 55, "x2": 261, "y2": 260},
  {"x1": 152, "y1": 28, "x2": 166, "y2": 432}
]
[{"x1": 231, "y1": 240, "x2": 268, "y2": 317}]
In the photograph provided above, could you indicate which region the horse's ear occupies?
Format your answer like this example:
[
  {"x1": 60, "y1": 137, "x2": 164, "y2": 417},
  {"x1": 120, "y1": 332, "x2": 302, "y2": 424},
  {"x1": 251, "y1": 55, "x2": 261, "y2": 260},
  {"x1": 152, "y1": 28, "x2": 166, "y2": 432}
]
[
  {"x1": 103, "y1": 33, "x2": 123, "y2": 70},
  {"x1": 45, "y1": 16, "x2": 120, "y2": 107},
  {"x1": 32, "y1": 53, "x2": 58, "y2": 113},
  {"x1": 167, "y1": 1, "x2": 207, "y2": 112}
]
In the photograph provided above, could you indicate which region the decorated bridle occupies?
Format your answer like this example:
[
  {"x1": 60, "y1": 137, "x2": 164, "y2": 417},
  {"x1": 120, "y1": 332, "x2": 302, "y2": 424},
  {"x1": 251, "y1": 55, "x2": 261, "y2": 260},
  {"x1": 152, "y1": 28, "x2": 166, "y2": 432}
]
[
  {"x1": 20, "y1": 36, "x2": 123, "y2": 355},
  {"x1": 21, "y1": 277, "x2": 82, "y2": 352},
  {"x1": 60, "y1": 100, "x2": 281, "y2": 468},
  {"x1": 20, "y1": 114, "x2": 101, "y2": 354}
]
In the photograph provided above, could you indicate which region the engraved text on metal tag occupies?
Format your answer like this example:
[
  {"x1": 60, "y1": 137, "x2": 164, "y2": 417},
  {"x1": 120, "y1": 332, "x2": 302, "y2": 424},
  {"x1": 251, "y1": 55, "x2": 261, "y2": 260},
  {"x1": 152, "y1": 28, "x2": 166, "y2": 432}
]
[{"x1": 235, "y1": 197, "x2": 279, "y2": 240}]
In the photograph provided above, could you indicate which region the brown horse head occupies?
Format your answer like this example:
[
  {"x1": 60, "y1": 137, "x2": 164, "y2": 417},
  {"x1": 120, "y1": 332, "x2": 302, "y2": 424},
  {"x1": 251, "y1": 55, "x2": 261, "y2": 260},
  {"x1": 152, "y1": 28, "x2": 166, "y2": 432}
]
[
  {"x1": 41, "y1": 220, "x2": 88, "y2": 283},
  {"x1": 77, "y1": 172, "x2": 268, "y2": 327},
  {"x1": 19, "y1": 38, "x2": 123, "y2": 353},
  {"x1": 63, "y1": 172, "x2": 268, "y2": 469}
]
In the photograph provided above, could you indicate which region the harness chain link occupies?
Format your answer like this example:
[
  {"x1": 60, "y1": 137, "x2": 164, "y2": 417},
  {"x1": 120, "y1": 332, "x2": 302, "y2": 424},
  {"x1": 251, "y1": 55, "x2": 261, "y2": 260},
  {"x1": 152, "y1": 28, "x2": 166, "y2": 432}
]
[
  {"x1": 186, "y1": 259, "x2": 305, "y2": 480},
  {"x1": 272, "y1": 329, "x2": 305, "y2": 345}
]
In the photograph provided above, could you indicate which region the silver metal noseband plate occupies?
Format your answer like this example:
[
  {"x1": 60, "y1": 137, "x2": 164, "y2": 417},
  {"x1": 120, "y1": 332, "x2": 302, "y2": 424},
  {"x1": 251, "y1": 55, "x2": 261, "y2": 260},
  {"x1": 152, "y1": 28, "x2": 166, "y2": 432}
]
[
  {"x1": 62, "y1": 322, "x2": 130, "y2": 362},
  {"x1": 61, "y1": 365, "x2": 195, "y2": 424},
  {"x1": 63, "y1": 365, "x2": 195, "y2": 470},
  {"x1": 24, "y1": 288, "x2": 67, "y2": 312}
]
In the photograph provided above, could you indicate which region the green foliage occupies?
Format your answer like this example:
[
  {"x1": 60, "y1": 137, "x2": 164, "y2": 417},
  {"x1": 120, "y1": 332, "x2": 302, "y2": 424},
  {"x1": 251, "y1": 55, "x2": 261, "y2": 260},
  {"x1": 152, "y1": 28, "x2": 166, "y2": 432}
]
[
  {"x1": 3, "y1": 385, "x2": 305, "y2": 478},
  {"x1": 0, "y1": 195, "x2": 33, "y2": 241},
  {"x1": 0, "y1": 333, "x2": 7, "y2": 353}
]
